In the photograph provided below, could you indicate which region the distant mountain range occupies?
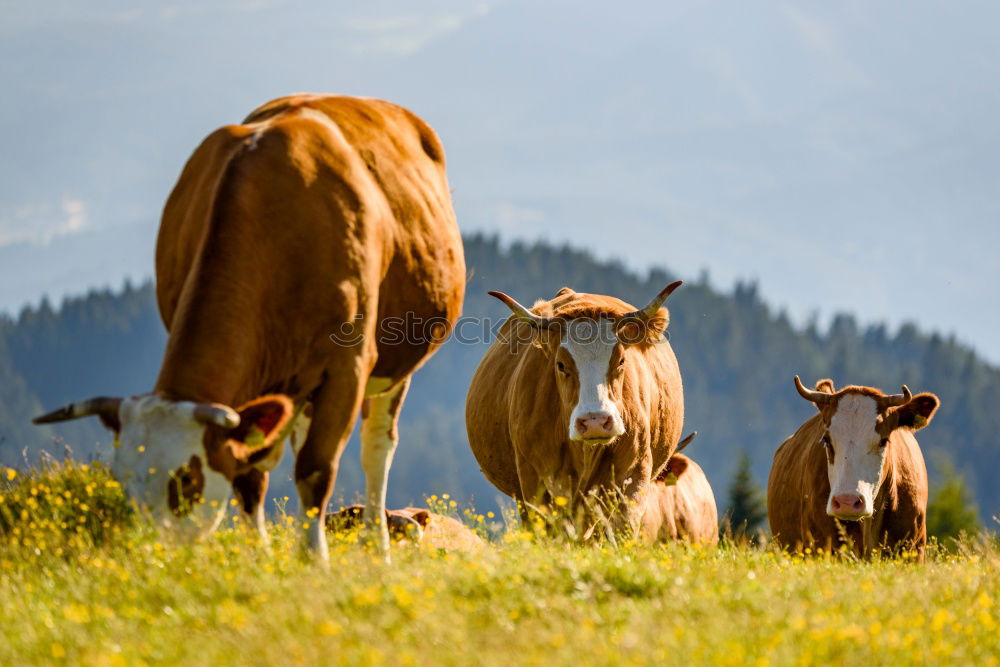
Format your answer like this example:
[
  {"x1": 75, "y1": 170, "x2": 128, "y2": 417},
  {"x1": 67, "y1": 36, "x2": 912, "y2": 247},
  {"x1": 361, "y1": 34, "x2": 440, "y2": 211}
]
[
  {"x1": 4, "y1": 0, "x2": 1000, "y2": 360},
  {"x1": 2, "y1": 235, "x2": 997, "y2": 521}
]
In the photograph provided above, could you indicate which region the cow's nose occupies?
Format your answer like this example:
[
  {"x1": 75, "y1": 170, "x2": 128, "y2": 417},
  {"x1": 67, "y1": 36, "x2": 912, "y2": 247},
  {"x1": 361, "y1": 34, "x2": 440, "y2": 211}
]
[
  {"x1": 831, "y1": 493, "x2": 865, "y2": 516},
  {"x1": 575, "y1": 412, "x2": 616, "y2": 439}
]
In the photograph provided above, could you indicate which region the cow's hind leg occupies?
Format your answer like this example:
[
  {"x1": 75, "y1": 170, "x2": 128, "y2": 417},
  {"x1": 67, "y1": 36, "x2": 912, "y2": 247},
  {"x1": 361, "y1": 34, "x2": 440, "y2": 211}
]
[
  {"x1": 232, "y1": 468, "x2": 270, "y2": 546},
  {"x1": 360, "y1": 376, "x2": 411, "y2": 557},
  {"x1": 294, "y1": 356, "x2": 368, "y2": 564}
]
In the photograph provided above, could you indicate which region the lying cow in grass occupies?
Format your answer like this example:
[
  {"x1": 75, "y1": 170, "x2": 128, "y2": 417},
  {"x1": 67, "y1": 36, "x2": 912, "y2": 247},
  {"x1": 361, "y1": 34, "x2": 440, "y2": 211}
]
[
  {"x1": 328, "y1": 506, "x2": 485, "y2": 552},
  {"x1": 767, "y1": 376, "x2": 939, "y2": 558},
  {"x1": 640, "y1": 432, "x2": 719, "y2": 545}
]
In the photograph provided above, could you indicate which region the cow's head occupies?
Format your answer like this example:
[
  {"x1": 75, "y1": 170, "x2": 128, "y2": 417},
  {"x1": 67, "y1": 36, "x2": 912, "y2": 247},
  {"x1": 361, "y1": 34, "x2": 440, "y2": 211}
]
[
  {"x1": 793, "y1": 376, "x2": 939, "y2": 520},
  {"x1": 327, "y1": 505, "x2": 428, "y2": 543},
  {"x1": 490, "y1": 281, "x2": 681, "y2": 446},
  {"x1": 34, "y1": 394, "x2": 293, "y2": 532}
]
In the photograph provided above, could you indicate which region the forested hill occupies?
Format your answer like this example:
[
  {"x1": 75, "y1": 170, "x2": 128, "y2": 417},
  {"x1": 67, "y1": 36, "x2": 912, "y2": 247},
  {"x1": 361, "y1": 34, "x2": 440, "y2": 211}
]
[{"x1": 2, "y1": 236, "x2": 997, "y2": 520}]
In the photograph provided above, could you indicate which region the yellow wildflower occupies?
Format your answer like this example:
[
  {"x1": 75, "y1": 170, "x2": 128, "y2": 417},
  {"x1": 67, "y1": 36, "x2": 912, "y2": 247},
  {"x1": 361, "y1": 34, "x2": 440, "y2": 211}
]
[{"x1": 317, "y1": 620, "x2": 342, "y2": 636}]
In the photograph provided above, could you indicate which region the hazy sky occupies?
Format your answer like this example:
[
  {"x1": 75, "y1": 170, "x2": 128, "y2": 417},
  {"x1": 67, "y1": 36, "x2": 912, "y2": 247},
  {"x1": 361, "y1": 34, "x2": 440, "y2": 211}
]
[{"x1": 2, "y1": 1, "x2": 998, "y2": 362}]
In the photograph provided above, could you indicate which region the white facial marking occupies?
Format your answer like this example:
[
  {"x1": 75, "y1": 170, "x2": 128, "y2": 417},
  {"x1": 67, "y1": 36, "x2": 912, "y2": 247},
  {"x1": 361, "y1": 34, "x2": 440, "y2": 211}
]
[
  {"x1": 113, "y1": 395, "x2": 230, "y2": 533},
  {"x1": 826, "y1": 394, "x2": 886, "y2": 518},
  {"x1": 562, "y1": 319, "x2": 626, "y2": 442}
]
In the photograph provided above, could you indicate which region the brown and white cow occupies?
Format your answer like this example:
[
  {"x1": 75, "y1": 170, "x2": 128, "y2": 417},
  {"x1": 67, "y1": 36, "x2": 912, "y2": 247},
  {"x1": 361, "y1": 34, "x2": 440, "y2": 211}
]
[
  {"x1": 33, "y1": 94, "x2": 465, "y2": 560},
  {"x1": 640, "y1": 433, "x2": 719, "y2": 545},
  {"x1": 466, "y1": 284, "x2": 685, "y2": 532},
  {"x1": 767, "y1": 376, "x2": 939, "y2": 558},
  {"x1": 328, "y1": 505, "x2": 486, "y2": 553}
]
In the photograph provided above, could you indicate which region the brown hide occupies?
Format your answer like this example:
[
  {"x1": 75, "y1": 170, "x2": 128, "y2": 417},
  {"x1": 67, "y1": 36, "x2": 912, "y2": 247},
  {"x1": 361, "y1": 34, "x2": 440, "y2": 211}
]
[
  {"x1": 328, "y1": 506, "x2": 485, "y2": 552},
  {"x1": 768, "y1": 383, "x2": 932, "y2": 558},
  {"x1": 156, "y1": 94, "x2": 464, "y2": 407},
  {"x1": 640, "y1": 455, "x2": 719, "y2": 545},
  {"x1": 465, "y1": 288, "x2": 684, "y2": 529},
  {"x1": 155, "y1": 95, "x2": 464, "y2": 490},
  {"x1": 398, "y1": 507, "x2": 487, "y2": 553}
]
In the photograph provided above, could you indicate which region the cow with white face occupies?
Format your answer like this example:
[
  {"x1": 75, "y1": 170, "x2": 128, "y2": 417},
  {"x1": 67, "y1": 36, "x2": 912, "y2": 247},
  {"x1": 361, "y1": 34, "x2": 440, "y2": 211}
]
[
  {"x1": 466, "y1": 283, "x2": 685, "y2": 531},
  {"x1": 767, "y1": 376, "x2": 939, "y2": 558},
  {"x1": 35, "y1": 393, "x2": 295, "y2": 536}
]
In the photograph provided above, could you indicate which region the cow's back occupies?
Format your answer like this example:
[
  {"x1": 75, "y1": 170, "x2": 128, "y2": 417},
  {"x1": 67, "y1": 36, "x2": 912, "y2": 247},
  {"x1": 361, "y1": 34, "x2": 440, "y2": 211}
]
[
  {"x1": 641, "y1": 456, "x2": 719, "y2": 544},
  {"x1": 400, "y1": 508, "x2": 487, "y2": 553},
  {"x1": 154, "y1": 95, "x2": 464, "y2": 401}
]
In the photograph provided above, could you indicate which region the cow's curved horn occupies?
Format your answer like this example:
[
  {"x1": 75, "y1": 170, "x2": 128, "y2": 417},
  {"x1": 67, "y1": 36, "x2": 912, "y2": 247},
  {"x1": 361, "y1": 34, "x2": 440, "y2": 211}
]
[
  {"x1": 622, "y1": 280, "x2": 683, "y2": 320},
  {"x1": 193, "y1": 404, "x2": 241, "y2": 429},
  {"x1": 880, "y1": 385, "x2": 912, "y2": 409},
  {"x1": 794, "y1": 376, "x2": 833, "y2": 406},
  {"x1": 675, "y1": 431, "x2": 697, "y2": 455},
  {"x1": 488, "y1": 291, "x2": 558, "y2": 329},
  {"x1": 33, "y1": 397, "x2": 122, "y2": 424}
]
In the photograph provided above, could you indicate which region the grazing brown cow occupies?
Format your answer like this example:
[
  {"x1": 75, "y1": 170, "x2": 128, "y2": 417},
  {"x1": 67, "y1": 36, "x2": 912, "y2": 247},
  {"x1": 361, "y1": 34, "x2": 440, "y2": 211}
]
[
  {"x1": 768, "y1": 377, "x2": 938, "y2": 558},
  {"x1": 639, "y1": 433, "x2": 719, "y2": 545},
  {"x1": 33, "y1": 94, "x2": 465, "y2": 560},
  {"x1": 466, "y1": 283, "x2": 685, "y2": 532},
  {"x1": 328, "y1": 505, "x2": 486, "y2": 552}
]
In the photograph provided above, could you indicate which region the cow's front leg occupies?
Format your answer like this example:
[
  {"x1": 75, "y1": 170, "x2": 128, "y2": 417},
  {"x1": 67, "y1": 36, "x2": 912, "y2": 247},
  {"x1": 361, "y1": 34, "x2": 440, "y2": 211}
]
[
  {"x1": 360, "y1": 376, "x2": 410, "y2": 559},
  {"x1": 232, "y1": 468, "x2": 270, "y2": 547},
  {"x1": 514, "y1": 455, "x2": 551, "y2": 530}
]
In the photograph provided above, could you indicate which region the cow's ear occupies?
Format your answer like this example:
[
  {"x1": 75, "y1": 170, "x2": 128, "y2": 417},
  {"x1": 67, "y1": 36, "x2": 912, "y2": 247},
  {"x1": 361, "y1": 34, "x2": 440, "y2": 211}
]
[
  {"x1": 667, "y1": 455, "x2": 689, "y2": 479},
  {"x1": 618, "y1": 309, "x2": 670, "y2": 345},
  {"x1": 227, "y1": 395, "x2": 294, "y2": 466},
  {"x1": 554, "y1": 286, "x2": 576, "y2": 298},
  {"x1": 814, "y1": 379, "x2": 835, "y2": 394},
  {"x1": 408, "y1": 509, "x2": 432, "y2": 527},
  {"x1": 656, "y1": 455, "x2": 689, "y2": 485},
  {"x1": 892, "y1": 393, "x2": 940, "y2": 431},
  {"x1": 644, "y1": 308, "x2": 670, "y2": 344}
]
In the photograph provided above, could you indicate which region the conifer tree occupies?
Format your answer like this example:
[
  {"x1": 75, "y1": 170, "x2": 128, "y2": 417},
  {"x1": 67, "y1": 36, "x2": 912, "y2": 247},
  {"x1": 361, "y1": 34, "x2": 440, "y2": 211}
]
[
  {"x1": 725, "y1": 451, "x2": 768, "y2": 536},
  {"x1": 927, "y1": 457, "x2": 981, "y2": 544}
]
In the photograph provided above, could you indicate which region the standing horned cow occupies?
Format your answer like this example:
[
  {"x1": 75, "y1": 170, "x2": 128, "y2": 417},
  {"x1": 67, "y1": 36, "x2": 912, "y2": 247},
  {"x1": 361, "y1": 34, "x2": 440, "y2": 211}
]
[
  {"x1": 466, "y1": 283, "x2": 686, "y2": 533},
  {"x1": 768, "y1": 376, "x2": 939, "y2": 558}
]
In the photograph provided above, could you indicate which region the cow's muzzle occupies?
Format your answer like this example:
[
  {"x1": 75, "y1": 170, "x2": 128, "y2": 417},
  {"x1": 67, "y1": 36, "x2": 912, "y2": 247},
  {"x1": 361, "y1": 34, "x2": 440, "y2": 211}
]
[
  {"x1": 828, "y1": 493, "x2": 871, "y2": 520},
  {"x1": 574, "y1": 412, "x2": 622, "y2": 442}
]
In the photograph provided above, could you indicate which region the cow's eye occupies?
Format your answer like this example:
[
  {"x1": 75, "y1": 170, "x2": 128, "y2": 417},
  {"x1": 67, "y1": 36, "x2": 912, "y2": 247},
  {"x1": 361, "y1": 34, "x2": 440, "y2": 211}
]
[
  {"x1": 556, "y1": 361, "x2": 568, "y2": 375},
  {"x1": 821, "y1": 434, "x2": 834, "y2": 464},
  {"x1": 878, "y1": 437, "x2": 889, "y2": 449}
]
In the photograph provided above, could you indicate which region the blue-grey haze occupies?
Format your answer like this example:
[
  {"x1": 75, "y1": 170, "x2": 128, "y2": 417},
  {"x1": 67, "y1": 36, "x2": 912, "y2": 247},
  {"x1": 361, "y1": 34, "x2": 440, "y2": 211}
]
[{"x1": 1, "y1": 1, "x2": 998, "y2": 361}]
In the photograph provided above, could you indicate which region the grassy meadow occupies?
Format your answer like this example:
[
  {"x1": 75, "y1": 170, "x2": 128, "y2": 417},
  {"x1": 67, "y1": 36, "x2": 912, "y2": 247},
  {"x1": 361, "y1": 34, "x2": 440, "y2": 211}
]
[{"x1": 1, "y1": 460, "x2": 998, "y2": 666}]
